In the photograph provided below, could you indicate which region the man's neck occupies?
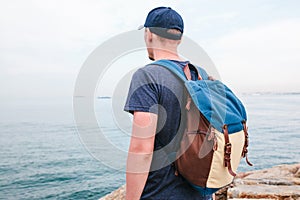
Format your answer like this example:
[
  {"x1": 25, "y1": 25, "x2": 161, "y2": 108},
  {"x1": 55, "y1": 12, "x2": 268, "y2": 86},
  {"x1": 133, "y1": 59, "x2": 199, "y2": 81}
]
[
  {"x1": 152, "y1": 49, "x2": 182, "y2": 61},
  {"x1": 154, "y1": 55, "x2": 182, "y2": 61}
]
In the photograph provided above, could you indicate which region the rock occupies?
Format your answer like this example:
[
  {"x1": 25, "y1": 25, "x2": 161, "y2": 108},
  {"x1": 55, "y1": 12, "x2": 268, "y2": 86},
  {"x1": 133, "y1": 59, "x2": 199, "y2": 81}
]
[
  {"x1": 295, "y1": 168, "x2": 300, "y2": 178},
  {"x1": 228, "y1": 163, "x2": 300, "y2": 199},
  {"x1": 100, "y1": 185, "x2": 125, "y2": 200},
  {"x1": 215, "y1": 185, "x2": 231, "y2": 200},
  {"x1": 99, "y1": 163, "x2": 300, "y2": 199},
  {"x1": 228, "y1": 184, "x2": 300, "y2": 199}
]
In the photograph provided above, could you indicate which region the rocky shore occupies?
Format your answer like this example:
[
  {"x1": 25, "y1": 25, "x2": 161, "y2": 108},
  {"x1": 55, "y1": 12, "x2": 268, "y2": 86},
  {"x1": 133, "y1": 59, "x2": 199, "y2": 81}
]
[
  {"x1": 100, "y1": 163, "x2": 300, "y2": 200},
  {"x1": 226, "y1": 163, "x2": 300, "y2": 199}
]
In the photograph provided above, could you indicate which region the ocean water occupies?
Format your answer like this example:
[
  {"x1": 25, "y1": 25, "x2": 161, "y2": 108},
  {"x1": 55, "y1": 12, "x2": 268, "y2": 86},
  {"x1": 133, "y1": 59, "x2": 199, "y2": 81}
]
[{"x1": 1, "y1": 93, "x2": 300, "y2": 199}]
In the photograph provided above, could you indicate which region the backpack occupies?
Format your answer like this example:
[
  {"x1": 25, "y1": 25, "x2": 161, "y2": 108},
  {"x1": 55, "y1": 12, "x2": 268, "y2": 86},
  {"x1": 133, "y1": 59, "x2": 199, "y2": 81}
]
[{"x1": 153, "y1": 59, "x2": 252, "y2": 195}]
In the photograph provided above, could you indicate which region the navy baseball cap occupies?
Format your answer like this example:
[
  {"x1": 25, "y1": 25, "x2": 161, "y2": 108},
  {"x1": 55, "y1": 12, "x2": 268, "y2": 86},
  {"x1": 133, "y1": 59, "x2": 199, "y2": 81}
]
[{"x1": 139, "y1": 7, "x2": 184, "y2": 40}]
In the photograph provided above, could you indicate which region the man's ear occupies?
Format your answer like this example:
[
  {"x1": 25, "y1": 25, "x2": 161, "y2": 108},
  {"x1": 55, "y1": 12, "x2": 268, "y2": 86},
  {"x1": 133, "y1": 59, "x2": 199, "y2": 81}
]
[{"x1": 145, "y1": 29, "x2": 153, "y2": 43}]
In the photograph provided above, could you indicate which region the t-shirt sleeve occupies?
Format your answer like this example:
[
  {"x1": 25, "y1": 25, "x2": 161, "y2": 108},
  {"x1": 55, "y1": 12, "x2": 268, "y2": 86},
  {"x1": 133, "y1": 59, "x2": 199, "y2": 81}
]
[{"x1": 124, "y1": 68, "x2": 159, "y2": 114}]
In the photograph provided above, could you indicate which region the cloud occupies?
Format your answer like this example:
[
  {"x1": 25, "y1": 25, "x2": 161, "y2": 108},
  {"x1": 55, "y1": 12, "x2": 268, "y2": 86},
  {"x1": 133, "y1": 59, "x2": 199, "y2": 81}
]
[
  {"x1": 0, "y1": 0, "x2": 182, "y2": 74},
  {"x1": 1, "y1": 0, "x2": 299, "y2": 102},
  {"x1": 0, "y1": 0, "x2": 183, "y2": 100},
  {"x1": 210, "y1": 19, "x2": 300, "y2": 92}
]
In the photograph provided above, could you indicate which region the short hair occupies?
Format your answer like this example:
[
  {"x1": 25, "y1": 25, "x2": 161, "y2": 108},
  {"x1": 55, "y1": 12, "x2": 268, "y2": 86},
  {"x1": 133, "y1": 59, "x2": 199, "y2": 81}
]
[{"x1": 157, "y1": 29, "x2": 182, "y2": 44}]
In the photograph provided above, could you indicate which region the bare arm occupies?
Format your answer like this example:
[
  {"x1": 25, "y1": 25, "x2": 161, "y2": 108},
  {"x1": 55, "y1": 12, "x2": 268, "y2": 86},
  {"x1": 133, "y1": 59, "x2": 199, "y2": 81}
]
[{"x1": 126, "y1": 111, "x2": 157, "y2": 200}]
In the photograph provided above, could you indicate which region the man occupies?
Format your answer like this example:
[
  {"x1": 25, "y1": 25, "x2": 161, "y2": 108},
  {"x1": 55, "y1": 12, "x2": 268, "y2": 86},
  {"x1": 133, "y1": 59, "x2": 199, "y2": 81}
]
[{"x1": 124, "y1": 7, "x2": 212, "y2": 200}]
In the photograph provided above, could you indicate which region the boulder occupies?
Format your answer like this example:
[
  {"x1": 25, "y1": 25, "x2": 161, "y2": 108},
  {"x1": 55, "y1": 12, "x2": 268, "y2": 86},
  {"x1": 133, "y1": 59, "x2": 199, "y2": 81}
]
[
  {"x1": 228, "y1": 163, "x2": 300, "y2": 199},
  {"x1": 100, "y1": 185, "x2": 125, "y2": 200},
  {"x1": 100, "y1": 163, "x2": 300, "y2": 199}
]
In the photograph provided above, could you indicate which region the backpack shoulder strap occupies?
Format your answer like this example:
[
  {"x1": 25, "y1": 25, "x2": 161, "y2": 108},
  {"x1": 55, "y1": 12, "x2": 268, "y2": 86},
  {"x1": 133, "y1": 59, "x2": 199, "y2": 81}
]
[
  {"x1": 195, "y1": 66, "x2": 209, "y2": 80},
  {"x1": 152, "y1": 59, "x2": 210, "y2": 81},
  {"x1": 152, "y1": 59, "x2": 188, "y2": 82}
]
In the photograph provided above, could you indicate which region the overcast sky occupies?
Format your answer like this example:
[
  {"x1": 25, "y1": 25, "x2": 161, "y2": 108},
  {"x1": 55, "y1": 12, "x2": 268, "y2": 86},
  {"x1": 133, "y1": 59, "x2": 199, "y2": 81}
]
[{"x1": 1, "y1": 0, "x2": 300, "y2": 105}]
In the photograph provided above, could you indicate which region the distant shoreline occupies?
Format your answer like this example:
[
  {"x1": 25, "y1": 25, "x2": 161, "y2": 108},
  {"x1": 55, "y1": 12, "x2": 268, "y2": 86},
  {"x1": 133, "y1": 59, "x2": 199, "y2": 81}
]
[
  {"x1": 240, "y1": 91, "x2": 300, "y2": 96},
  {"x1": 73, "y1": 92, "x2": 300, "y2": 99}
]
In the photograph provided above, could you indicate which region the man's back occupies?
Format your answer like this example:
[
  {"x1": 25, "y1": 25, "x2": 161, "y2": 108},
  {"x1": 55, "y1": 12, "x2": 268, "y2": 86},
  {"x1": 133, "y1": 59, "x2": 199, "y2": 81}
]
[{"x1": 125, "y1": 62, "x2": 212, "y2": 199}]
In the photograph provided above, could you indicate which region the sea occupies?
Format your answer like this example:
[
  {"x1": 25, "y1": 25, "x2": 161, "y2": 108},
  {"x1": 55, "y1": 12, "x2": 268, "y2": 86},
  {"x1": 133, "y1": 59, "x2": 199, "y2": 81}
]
[{"x1": 1, "y1": 93, "x2": 300, "y2": 199}]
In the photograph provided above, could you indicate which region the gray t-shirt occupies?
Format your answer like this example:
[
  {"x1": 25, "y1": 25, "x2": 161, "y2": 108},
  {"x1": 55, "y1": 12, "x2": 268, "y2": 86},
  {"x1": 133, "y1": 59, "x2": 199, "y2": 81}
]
[{"x1": 124, "y1": 60, "x2": 212, "y2": 200}]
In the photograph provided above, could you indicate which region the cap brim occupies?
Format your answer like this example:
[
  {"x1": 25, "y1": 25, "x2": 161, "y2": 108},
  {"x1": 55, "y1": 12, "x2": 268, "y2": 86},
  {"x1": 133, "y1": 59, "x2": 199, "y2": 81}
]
[{"x1": 138, "y1": 25, "x2": 144, "y2": 30}]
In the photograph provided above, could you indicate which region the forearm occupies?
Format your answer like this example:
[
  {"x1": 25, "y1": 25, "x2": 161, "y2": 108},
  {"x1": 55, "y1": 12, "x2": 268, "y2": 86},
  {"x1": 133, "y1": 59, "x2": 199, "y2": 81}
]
[
  {"x1": 125, "y1": 112, "x2": 157, "y2": 200},
  {"x1": 126, "y1": 153, "x2": 153, "y2": 200}
]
